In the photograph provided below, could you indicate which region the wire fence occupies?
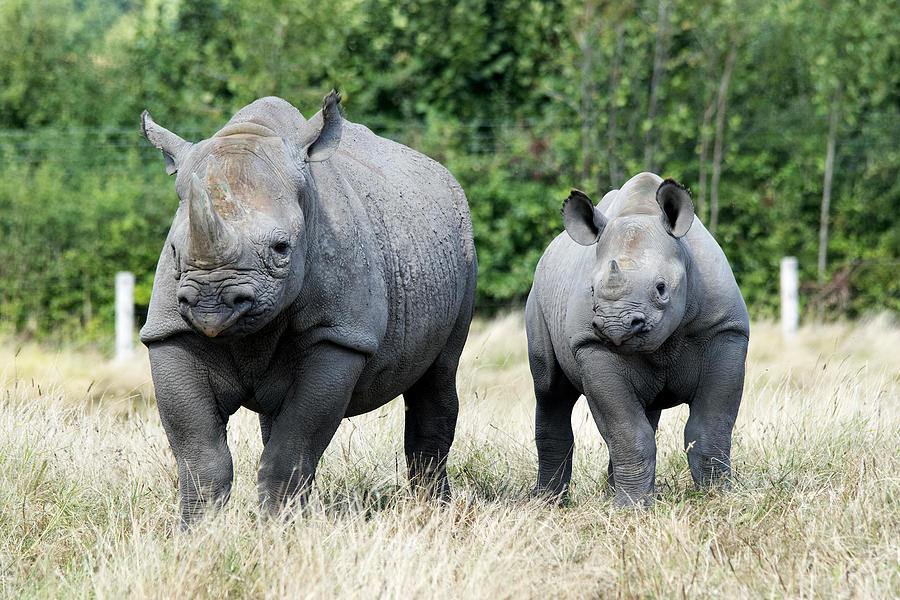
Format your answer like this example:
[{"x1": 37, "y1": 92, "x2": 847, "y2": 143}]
[
  {"x1": 2, "y1": 107, "x2": 896, "y2": 171},
  {"x1": 0, "y1": 117, "x2": 548, "y2": 168}
]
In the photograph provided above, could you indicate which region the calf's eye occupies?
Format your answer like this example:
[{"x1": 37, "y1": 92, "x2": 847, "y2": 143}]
[{"x1": 271, "y1": 241, "x2": 290, "y2": 255}]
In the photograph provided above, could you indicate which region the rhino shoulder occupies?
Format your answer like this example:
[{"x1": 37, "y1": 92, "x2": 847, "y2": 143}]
[
  {"x1": 682, "y1": 220, "x2": 750, "y2": 338},
  {"x1": 140, "y1": 229, "x2": 194, "y2": 344},
  {"x1": 533, "y1": 232, "x2": 592, "y2": 308}
]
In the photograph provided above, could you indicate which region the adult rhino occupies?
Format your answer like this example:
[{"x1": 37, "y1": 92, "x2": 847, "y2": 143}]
[
  {"x1": 526, "y1": 172, "x2": 748, "y2": 507},
  {"x1": 140, "y1": 92, "x2": 477, "y2": 526}
]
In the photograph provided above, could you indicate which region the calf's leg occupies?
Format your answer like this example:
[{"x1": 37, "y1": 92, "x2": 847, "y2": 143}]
[
  {"x1": 527, "y1": 307, "x2": 581, "y2": 501},
  {"x1": 606, "y1": 409, "x2": 660, "y2": 499},
  {"x1": 684, "y1": 332, "x2": 748, "y2": 489}
]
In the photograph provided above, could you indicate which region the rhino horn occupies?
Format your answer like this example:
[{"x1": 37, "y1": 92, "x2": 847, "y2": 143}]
[
  {"x1": 204, "y1": 156, "x2": 244, "y2": 219},
  {"x1": 187, "y1": 172, "x2": 238, "y2": 266},
  {"x1": 606, "y1": 260, "x2": 627, "y2": 290}
]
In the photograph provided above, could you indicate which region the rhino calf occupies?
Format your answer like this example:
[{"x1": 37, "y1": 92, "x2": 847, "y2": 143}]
[
  {"x1": 526, "y1": 172, "x2": 749, "y2": 506},
  {"x1": 141, "y1": 92, "x2": 476, "y2": 526}
]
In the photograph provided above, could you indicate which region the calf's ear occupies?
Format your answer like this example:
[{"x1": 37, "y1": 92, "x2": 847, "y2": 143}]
[
  {"x1": 297, "y1": 90, "x2": 343, "y2": 163},
  {"x1": 141, "y1": 111, "x2": 192, "y2": 176},
  {"x1": 656, "y1": 179, "x2": 694, "y2": 238},
  {"x1": 562, "y1": 189, "x2": 608, "y2": 246}
]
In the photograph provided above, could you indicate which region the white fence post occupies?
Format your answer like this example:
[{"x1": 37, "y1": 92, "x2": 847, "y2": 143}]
[
  {"x1": 115, "y1": 271, "x2": 135, "y2": 361},
  {"x1": 780, "y1": 257, "x2": 799, "y2": 340}
]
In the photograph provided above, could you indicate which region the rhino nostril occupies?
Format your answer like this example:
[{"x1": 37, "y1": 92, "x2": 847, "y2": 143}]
[
  {"x1": 224, "y1": 287, "x2": 255, "y2": 313},
  {"x1": 233, "y1": 293, "x2": 253, "y2": 305},
  {"x1": 629, "y1": 314, "x2": 647, "y2": 333},
  {"x1": 176, "y1": 287, "x2": 198, "y2": 308},
  {"x1": 234, "y1": 299, "x2": 252, "y2": 314}
]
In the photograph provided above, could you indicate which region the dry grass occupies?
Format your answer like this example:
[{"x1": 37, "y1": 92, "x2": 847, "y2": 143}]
[{"x1": 1, "y1": 314, "x2": 898, "y2": 598}]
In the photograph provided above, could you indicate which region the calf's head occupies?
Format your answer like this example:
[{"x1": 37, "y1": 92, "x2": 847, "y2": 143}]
[
  {"x1": 141, "y1": 93, "x2": 342, "y2": 338},
  {"x1": 562, "y1": 176, "x2": 694, "y2": 352}
]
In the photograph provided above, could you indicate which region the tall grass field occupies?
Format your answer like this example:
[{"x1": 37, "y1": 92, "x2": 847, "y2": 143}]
[{"x1": 1, "y1": 314, "x2": 898, "y2": 598}]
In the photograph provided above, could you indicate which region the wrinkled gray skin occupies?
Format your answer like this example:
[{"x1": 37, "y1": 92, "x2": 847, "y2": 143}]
[
  {"x1": 140, "y1": 92, "x2": 476, "y2": 526},
  {"x1": 526, "y1": 172, "x2": 748, "y2": 507}
]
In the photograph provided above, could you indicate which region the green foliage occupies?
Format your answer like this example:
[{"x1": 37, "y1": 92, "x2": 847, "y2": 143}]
[
  {"x1": 0, "y1": 139, "x2": 174, "y2": 343},
  {"x1": 0, "y1": 0, "x2": 897, "y2": 342}
]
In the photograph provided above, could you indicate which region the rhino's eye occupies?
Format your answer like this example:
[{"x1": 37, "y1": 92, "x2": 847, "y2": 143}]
[
  {"x1": 271, "y1": 241, "x2": 291, "y2": 256},
  {"x1": 267, "y1": 237, "x2": 292, "y2": 276}
]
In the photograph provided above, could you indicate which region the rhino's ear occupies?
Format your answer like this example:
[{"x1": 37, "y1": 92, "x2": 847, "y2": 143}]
[
  {"x1": 656, "y1": 178, "x2": 694, "y2": 238},
  {"x1": 141, "y1": 110, "x2": 192, "y2": 176},
  {"x1": 297, "y1": 90, "x2": 343, "y2": 163},
  {"x1": 562, "y1": 189, "x2": 608, "y2": 246}
]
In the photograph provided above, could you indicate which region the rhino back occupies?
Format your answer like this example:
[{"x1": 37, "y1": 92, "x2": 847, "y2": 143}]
[{"x1": 304, "y1": 121, "x2": 476, "y2": 410}]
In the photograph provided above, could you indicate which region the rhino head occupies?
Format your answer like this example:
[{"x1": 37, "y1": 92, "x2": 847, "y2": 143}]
[
  {"x1": 562, "y1": 175, "x2": 694, "y2": 353},
  {"x1": 141, "y1": 92, "x2": 343, "y2": 338}
]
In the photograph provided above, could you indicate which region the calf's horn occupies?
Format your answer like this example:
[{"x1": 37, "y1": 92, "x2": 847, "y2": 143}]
[{"x1": 607, "y1": 260, "x2": 626, "y2": 289}]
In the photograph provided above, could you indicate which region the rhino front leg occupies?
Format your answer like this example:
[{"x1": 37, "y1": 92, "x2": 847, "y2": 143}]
[
  {"x1": 257, "y1": 342, "x2": 366, "y2": 516},
  {"x1": 606, "y1": 409, "x2": 660, "y2": 499},
  {"x1": 583, "y1": 372, "x2": 657, "y2": 507},
  {"x1": 684, "y1": 332, "x2": 748, "y2": 489},
  {"x1": 259, "y1": 414, "x2": 273, "y2": 446},
  {"x1": 149, "y1": 339, "x2": 235, "y2": 529}
]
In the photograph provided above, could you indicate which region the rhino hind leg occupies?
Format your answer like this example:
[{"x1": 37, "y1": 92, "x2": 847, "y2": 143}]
[
  {"x1": 402, "y1": 357, "x2": 460, "y2": 501},
  {"x1": 402, "y1": 280, "x2": 475, "y2": 501},
  {"x1": 526, "y1": 303, "x2": 580, "y2": 502},
  {"x1": 533, "y1": 365, "x2": 579, "y2": 503},
  {"x1": 684, "y1": 332, "x2": 748, "y2": 490}
]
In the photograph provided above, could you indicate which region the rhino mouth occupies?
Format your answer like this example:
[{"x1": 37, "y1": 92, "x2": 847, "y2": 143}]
[
  {"x1": 182, "y1": 305, "x2": 250, "y2": 338},
  {"x1": 592, "y1": 313, "x2": 653, "y2": 348}
]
